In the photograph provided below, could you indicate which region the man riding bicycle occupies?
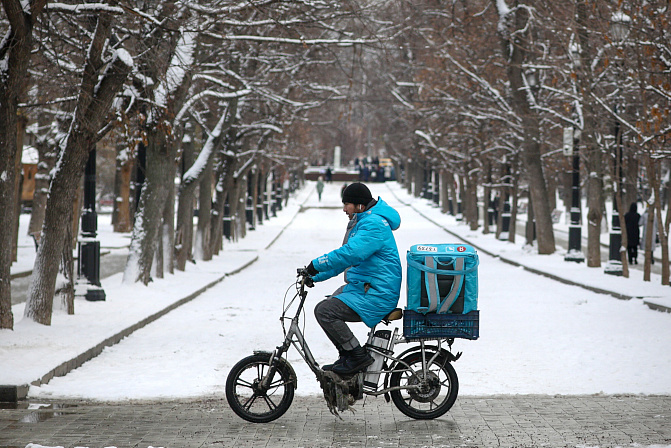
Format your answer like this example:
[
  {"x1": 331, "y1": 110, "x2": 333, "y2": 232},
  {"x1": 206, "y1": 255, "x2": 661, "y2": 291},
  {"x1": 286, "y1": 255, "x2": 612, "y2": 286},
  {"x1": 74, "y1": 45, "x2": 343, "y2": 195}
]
[{"x1": 306, "y1": 182, "x2": 402, "y2": 375}]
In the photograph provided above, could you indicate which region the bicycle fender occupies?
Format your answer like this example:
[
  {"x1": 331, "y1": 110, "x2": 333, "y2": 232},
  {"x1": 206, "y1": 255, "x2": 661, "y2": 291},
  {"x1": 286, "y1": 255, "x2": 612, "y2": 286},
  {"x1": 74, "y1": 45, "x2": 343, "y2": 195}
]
[
  {"x1": 394, "y1": 345, "x2": 460, "y2": 365},
  {"x1": 254, "y1": 350, "x2": 298, "y2": 390}
]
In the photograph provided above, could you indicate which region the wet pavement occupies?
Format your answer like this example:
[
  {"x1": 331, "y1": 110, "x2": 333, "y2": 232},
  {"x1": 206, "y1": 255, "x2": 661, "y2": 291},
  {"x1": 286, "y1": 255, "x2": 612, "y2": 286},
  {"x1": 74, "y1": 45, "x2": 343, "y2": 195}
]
[{"x1": 1, "y1": 395, "x2": 670, "y2": 447}]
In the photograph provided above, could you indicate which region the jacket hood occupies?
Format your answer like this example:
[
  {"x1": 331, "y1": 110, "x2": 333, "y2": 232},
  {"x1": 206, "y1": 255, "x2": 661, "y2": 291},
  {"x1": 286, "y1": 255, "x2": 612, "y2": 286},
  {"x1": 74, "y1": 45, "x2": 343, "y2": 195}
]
[{"x1": 363, "y1": 197, "x2": 401, "y2": 230}]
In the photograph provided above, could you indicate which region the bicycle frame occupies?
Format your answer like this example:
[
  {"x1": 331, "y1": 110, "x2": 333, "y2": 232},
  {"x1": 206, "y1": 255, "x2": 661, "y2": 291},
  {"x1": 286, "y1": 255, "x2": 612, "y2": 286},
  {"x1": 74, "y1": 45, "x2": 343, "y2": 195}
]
[{"x1": 259, "y1": 274, "x2": 456, "y2": 396}]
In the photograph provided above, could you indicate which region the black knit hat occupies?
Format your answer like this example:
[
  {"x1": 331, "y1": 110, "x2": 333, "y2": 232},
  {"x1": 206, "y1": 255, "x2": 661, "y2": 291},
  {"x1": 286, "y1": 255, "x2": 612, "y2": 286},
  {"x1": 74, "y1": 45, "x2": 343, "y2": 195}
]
[{"x1": 342, "y1": 182, "x2": 372, "y2": 205}]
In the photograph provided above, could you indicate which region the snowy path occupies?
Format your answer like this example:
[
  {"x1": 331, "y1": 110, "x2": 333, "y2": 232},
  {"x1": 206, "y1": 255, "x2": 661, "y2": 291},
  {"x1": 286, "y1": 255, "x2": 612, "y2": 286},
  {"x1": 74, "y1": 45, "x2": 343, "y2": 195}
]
[{"x1": 29, "y1": 182, "x2": 671, "y2": 400}]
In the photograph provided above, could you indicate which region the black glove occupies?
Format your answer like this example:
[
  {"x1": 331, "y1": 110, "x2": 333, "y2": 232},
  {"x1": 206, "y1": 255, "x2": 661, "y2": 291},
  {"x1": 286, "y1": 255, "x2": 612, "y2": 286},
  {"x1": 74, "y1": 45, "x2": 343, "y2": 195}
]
[
  {"x1": 306, "y1": 261, "x2": 318, "y2": 276},
  {"x1": 304, "y1": 276, "x2": 314, "y2": 288}
]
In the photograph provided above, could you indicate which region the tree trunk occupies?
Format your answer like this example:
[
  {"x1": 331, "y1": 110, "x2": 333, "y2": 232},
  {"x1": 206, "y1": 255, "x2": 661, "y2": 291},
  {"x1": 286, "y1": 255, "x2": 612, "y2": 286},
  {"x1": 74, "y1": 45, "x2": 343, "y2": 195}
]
[
  {"x1": 440, "y1": 170, "x2": 450, "y2": 215},
  {"x1": 227, "y1": 175, "x2": 241, "y2": 242},
  {"x1": 0, "y1": 0, "x2": 48, "y2": 329},
  {"x1": 162, "y1": 153, "x2": 178, "y2": 275},
  {"x1": 495, "y1": 0, "x2": 555, "y2": 254},
  {"x1": 210, "y1": 179, "x2": 226, "y2": 256},
  {"x1": 448, "y1": 171, "x2": 458, "y2": 217},
  {"x1": 647, "y1": 156, "x2": 669, "y2": 285},
  {"x1": 614, "y1": 139, "x2": 629, "y2": 278},
  {"x1": 623, "y1": 150, "x2": 638, "y2": 216},
  {"x1": 214, "y1": 154, "x2": 238, "y2": 247},
  {"x1": 54, "y1": 208, "x2": 76, "y2": 315},
  {"x1": 526, "y1": 194, "x2": 535, "y2": 246},
  {"x1": 508, "y1": 179, "x2": 518, "y2": 244},
  {"x1": 124, "y1": 130, "x2": 173, "y2": 285},
  {"x1": 112, "y1": 141, "x2": 134, "y2": 233},
  {"x1": 466, "y1": 169, "x2": 479, "y2": 231},
  {"x1": 13, "y1": 115, "x2": 27, "y2": 263},
  {"x1": 642, "y1": 200, "x2": 655, "y2": 282},
  {"x1": 413, "y1": 161, "x2": 423, "y2": 198},
  {"x1": 196, "y1": 157, "x2": 214, "y2": 261},
  {"x1": 405, "y1": 159, "x2": 413, "y2": 194},
  {"x1": 482, "y1": 161, "x2": 492, "y2": 234},
  {"x1": 586, "y1": 152, "x2": 604, "y2": 267},
  {"x1": 175, "y1": 131, "x2": 197, "y2": 271},
  {"x1": 235, "y1": 178, "x2": 247, "y2": 240},
  {"x1": 250, "y1": 168, "x2": 260, "y2": 229},
  {"x1": 28, "y1": 120, "x2": 60, "y2": 243}
]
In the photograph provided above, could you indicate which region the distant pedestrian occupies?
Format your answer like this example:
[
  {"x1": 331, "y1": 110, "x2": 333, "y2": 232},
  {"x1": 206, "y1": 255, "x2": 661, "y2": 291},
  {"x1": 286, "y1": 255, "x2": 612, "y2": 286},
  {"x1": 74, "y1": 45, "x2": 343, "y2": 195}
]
[
  {"x1": 325, "y1": 167, "x2": 333, "y2": 182},
  {"x1": 624, "y1": 202, "x2": 640, "y2": 264},
  {"x1": 283, "y1": 176, "x2": 290, "y2": 206},
  {"x1": 316, "y1": 177, "x2": 325, "y2": 202}
]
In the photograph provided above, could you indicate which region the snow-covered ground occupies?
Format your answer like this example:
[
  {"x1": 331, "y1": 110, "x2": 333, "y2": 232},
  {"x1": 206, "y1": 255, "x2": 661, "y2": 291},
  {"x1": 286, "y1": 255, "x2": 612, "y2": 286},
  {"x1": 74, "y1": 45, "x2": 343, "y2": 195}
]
[{"x1": 3, "y1": 180, "x2": 669, "y2": 404}]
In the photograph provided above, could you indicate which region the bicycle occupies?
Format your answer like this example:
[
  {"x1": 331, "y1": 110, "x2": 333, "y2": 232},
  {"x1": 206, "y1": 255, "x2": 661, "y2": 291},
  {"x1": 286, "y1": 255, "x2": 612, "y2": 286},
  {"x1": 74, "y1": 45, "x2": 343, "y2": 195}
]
[{"x1": 225, "y1": 268, "x2": 478, "y2": 422}]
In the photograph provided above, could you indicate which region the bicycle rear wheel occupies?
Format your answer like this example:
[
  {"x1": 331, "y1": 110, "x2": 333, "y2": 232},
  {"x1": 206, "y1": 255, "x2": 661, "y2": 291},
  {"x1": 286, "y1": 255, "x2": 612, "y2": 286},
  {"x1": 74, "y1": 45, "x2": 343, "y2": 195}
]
[
  {"x1": 226, "y1": 353, "x2": 295, "y2": 423},
  {"x1": 389, "y1": 350, "x2": 458, "y2": 419}
]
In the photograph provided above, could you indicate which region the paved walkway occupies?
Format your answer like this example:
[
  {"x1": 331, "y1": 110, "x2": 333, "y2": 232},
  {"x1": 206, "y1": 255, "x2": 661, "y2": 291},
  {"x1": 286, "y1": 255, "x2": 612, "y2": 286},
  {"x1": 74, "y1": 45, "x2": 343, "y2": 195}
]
[{"x1": 2, "y1": 395, "x2": 670, "y2": 447}]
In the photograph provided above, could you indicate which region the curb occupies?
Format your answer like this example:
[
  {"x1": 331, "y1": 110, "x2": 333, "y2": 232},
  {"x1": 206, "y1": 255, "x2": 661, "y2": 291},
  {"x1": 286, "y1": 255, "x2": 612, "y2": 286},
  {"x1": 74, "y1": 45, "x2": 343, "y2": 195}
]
[{"x1": 386, "y1": 186, "x2": 671, "y2": 313}]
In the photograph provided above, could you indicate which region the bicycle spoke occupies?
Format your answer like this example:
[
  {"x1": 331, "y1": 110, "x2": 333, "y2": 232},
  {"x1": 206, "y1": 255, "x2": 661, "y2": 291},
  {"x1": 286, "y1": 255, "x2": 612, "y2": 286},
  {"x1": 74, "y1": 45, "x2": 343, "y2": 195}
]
[
  {"x1": 262, "y1": 394, "x2": 279, "y2": 411},
  {"x1": 241, "y1": 393, "x2": 259, "y2": 411},
  {"x1": 235, "y1": 378, "x2": 254, "y2": 389},
  {"x1": 268, "y1": 376, "x2": 286, "y2": 388}
]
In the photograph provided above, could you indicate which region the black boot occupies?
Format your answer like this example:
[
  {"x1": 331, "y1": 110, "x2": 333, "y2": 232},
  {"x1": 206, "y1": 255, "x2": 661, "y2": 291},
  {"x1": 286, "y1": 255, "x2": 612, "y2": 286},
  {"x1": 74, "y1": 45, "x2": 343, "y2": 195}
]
[
  {"x1": 322, "y1": 350, "x2": 347, "y2": 371},
  {"x1": 332, "y1": 346, "x2": 374, "y2": 375}
]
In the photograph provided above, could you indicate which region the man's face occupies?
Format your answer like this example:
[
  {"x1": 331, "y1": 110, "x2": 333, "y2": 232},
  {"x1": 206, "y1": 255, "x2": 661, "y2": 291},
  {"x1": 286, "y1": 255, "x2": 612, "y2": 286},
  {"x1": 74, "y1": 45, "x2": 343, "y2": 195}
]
[{"x1": 343, "y1": 202, "x2": 362, "y2": 219}]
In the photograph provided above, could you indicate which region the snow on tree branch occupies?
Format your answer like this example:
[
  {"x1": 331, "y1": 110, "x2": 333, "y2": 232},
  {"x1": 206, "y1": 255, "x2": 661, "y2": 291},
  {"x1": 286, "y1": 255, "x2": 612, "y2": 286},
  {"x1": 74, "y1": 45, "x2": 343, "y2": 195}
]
[
  {"x1": 46, "y1": 2, "x2": 124, "y2": 14},
  {"x1": 218, "y1": 35, "x2": 374, "y2": 47}
]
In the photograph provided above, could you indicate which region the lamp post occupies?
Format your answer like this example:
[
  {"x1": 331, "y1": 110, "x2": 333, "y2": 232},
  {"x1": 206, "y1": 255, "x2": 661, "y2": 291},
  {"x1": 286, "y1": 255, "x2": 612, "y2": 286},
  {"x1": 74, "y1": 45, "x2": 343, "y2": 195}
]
[
  {"x1": 565, "y1": 41, "x2": 585, "y2": 263},
  {"x1": 605, "y1": 113, "x2": 623, "y2": 275},
  {"x1": 498, "y1": 161, "x2": 511, "y2": 241},
  {"x1": 604, "y1": 10, "x2": 630, "y2": 275},
  {"x1": 525, "y1": 69, "x2": 539, "y2": 244},
  {"x1": 78, "y1": 147, "x2": 106, "y2": 301},
  {"x1": 564, "y1": 126, "x2": 584, "y2": 262}
]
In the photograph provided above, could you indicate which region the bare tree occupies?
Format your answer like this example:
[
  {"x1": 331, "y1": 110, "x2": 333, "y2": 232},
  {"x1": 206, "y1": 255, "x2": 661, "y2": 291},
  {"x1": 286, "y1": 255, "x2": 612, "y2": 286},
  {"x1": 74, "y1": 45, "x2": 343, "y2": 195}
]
[{"x1": 24, "y1": 6, "x2": 132, "y2": 324}]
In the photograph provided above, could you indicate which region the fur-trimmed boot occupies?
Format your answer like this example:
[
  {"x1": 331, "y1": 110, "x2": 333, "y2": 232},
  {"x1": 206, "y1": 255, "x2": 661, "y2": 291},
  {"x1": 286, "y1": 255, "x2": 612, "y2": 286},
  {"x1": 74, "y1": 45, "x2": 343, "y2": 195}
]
[{"x1": 332, "y1": 346, "x2": 374, "y2": 375}]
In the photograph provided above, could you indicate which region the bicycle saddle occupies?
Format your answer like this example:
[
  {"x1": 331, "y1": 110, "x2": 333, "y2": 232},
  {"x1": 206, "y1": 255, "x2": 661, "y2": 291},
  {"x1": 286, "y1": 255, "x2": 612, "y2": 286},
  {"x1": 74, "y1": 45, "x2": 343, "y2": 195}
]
[{"x1": 382, "y1": 308, "x2": 403, "y2": 324}]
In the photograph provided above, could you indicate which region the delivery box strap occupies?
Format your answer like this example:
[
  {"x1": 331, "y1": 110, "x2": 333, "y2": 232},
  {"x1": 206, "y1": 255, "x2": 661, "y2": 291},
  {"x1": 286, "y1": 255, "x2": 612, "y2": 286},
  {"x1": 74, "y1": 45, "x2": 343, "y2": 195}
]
[
  {"x1": 411, "y1": 256, "x2": 467, "y2": 314},
  {"x1": 437, "y1": 256, "x2": 462, "y2": 314},
  {"x1": 423, "y1": 257, "x2": 464, "y2": 313},
  {"x1": 406, "y1": 256, "x2": 479, "y2": 276}
]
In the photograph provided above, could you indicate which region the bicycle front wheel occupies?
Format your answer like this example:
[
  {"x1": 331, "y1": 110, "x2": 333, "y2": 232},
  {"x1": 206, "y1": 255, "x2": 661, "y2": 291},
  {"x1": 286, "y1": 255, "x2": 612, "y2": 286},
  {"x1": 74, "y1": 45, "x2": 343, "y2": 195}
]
[
  {"x1": 389, "y1": 350, "x2": 459, "y2": 419},
  {"x1": 225, "y1": 353, "x2": 295, "y2": 423}
]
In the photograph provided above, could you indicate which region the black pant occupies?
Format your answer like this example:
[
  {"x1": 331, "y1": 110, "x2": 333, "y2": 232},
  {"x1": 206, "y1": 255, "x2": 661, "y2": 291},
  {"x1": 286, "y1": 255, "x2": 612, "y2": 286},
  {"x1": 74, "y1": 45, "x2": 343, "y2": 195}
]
[
  {"x1": 627, "y1": 245, "x2": 638, "y2": 264},
  {"x1": 314, "y1": 296, "x2": 362, "y2": 352}
]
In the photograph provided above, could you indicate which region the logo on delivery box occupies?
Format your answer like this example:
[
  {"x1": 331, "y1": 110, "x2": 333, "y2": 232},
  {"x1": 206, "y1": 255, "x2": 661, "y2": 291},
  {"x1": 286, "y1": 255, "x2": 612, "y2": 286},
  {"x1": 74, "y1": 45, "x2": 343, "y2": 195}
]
[{"x1": 443, "y1": 245, "x2": 467, "y2": 252}]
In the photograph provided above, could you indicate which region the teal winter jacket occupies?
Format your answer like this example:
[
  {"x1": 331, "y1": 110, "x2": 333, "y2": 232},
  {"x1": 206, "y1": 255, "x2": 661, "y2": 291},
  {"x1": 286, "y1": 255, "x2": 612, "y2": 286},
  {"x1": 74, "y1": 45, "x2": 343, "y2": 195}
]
[{"x1": 311, "y1": 197, "x2": 402, "y2": 327}]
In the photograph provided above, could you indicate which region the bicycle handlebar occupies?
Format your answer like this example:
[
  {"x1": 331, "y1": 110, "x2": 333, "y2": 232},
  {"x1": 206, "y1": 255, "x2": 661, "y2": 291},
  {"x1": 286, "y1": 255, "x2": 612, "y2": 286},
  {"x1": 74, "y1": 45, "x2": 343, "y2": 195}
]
[{"x1": 296, "y1": 267, "x2": 314, "y2": 288}]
